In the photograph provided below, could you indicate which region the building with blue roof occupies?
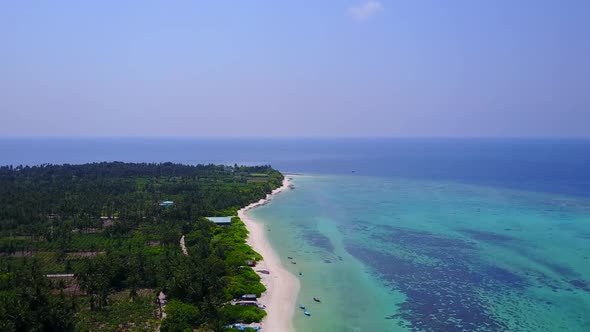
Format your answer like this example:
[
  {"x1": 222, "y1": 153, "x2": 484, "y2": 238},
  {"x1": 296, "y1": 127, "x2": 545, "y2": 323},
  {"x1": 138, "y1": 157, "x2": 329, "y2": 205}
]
[{"x1": 206, "y1": 216, "x2": 233, "y2": 226}]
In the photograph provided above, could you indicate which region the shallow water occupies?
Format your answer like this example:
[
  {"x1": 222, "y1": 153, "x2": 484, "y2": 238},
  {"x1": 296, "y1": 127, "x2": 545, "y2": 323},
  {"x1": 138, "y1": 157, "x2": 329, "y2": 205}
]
[
  {"x1": 2, "y1": 137, "x2": 589, "y2": 330},
  {"x1": 251, "y1": 175, "x2": 590, "y2": 332}
]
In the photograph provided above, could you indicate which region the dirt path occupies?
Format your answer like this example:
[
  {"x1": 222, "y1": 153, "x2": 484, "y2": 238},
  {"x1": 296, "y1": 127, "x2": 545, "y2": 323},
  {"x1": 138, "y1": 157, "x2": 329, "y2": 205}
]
[{"x1": 180, "y1": 235, "x2": 188, "y2": 256}]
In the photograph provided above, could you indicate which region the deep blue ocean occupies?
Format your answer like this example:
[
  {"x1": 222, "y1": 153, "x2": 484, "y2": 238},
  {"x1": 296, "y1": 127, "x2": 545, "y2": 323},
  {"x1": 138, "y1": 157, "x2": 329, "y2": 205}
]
[
  {"x1": 1, "y1": 138, "x2": 589, "y2": 197},
  {"x1": 1, "y1": 138, "x2": 589, "y2": 331}
]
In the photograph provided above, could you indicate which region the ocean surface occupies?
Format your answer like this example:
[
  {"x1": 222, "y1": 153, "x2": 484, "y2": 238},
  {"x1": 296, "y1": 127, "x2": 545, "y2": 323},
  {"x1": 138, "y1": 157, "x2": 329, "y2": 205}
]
[{"x1": 1, "y1": 137, "x2": 590, "y2": 331}]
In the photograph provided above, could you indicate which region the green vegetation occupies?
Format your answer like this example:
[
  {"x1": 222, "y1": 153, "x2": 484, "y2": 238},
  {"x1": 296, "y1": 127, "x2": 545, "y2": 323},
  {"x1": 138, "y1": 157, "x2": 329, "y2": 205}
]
[
  {"x1": 160, "y1": 300, "x2": 201, "y2": 332},
  {"x1": 0, "y1": 258, "x2": 77, "y2": 331},
  {"x1": 220, "y1": 305, "x2": 266, "y2": 324},
  {"x1": 0, "y1": 162, "x2": 283, "y2": 331},
  {"x1": 77, "y1": 290, "x2": 158, "y2": 332}
]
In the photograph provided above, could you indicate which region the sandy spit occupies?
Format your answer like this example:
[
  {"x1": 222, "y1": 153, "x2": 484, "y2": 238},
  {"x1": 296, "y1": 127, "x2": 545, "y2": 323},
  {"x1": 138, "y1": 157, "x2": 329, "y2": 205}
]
[{"x1": 237, "y1": 176, "x2": 299, "y2": 332}]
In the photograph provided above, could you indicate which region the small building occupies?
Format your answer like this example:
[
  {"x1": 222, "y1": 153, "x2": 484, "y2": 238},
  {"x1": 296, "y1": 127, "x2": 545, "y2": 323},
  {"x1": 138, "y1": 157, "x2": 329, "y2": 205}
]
[
  {"x1": 160, "y1": 201, "x2": 174, "y2": 207},
  {"x1": 46, "y1": 274, "x2": 75, "y2": 278},
  {"x1": 100, "y1": 216, "x2": 118, "y2": 227},
  {"x1": 235, "y1": 301, "x2": 259, "y2": 306},
  {"x1": 206, "y1": 216, "x2": 233, "y2": 226}
]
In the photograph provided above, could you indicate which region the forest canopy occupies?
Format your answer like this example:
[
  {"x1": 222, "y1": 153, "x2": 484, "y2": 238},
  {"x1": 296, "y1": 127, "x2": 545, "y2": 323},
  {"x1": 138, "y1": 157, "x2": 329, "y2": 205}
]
[{"x1": 0, "y1": 162, "x2": 283, "y2": 331}]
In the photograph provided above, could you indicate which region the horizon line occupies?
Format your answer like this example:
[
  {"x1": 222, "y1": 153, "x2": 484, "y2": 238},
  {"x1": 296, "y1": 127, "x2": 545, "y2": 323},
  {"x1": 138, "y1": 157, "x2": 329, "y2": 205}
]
[{"x1": 0, "y1": 135, "x2": 589, "y2": 140}]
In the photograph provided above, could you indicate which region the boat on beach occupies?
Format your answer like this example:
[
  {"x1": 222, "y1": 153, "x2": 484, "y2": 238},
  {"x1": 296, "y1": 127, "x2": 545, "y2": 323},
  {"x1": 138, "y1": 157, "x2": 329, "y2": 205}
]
[{"x1": 227, "y1": 323, "x2": 261, "y2": 331}]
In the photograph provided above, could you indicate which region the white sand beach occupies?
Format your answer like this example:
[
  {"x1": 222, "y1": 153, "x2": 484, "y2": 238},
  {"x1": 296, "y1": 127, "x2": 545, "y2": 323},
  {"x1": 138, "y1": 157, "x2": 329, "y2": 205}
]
[{"x1": 238, "y1": 176, "x2": 299, "y2": 332}]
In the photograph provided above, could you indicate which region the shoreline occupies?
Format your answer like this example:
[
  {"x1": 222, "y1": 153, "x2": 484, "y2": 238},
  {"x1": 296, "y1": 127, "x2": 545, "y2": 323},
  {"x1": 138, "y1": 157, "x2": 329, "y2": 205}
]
[{"x1": 237, "y1": 175, "x2": 299, "y2": 332}]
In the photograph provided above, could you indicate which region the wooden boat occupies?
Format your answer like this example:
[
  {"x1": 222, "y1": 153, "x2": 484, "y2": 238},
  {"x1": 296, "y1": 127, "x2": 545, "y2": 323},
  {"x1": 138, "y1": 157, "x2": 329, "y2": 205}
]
[{"x1": 313, "y1": 297, "x2": 321, "y2": 302}]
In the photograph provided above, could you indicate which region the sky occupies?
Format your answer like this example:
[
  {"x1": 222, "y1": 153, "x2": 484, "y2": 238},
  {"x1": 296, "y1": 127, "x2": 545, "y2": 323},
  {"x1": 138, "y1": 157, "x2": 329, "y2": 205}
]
[{"x1": 0, "y1": 0, "x2": 589, "y2": 137}]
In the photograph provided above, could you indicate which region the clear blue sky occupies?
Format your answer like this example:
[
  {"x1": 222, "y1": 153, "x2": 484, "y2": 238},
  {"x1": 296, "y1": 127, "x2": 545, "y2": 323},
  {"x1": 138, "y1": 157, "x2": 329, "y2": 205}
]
[{"x1": 1, "y1": 1, "x2": 588, "y2": 137}]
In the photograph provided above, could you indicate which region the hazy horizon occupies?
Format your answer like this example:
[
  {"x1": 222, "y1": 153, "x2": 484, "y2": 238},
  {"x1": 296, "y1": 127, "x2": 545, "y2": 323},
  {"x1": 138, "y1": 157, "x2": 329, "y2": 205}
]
[
  {"x1": 1, "y1": 1, "x2": 589, "y2": 137},
  {"x1": 2, "y1": 136, "x2": 590, "y2": 140}
]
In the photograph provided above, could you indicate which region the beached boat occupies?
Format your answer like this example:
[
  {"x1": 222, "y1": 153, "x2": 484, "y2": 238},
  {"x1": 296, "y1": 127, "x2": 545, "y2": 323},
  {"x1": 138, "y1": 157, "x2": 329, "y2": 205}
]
[
  {"x1": 227, "y1": 324, "x2": 261, "y2": 331},
  {"x1": 304, "y1": 311, "x2": 311, "y2": 316},
  {"x1": 313, "y1": 297, "x2": 321, "y2": 302}
]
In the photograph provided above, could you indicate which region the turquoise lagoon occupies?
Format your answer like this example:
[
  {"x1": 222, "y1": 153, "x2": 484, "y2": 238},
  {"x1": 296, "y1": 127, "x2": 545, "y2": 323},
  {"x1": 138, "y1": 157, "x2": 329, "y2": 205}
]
[
  {"x1": 2, "y1": 138, "x2": 589, "y2": 330},
  {"x1": 250, "y1": 175, "x2": 590, "y2": 332}
]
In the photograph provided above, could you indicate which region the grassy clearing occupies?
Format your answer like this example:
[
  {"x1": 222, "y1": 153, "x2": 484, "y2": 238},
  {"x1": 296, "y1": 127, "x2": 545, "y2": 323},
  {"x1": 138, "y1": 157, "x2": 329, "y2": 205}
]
[
  {"x1": 248, "y1": 173, "x2": 269, "y2": 177},
  {"x1": 76, "y1": 290, "x2": 158, "y2": 332},
  {"x1": 34, "y1": 251, "x2": 66, "y2": 273},
  {"x1": 69, "y1": 234, "x2": 123, "y2": 251},
  {"x1": 246, "y1": 178, "x2": 268, "y2": 183}
]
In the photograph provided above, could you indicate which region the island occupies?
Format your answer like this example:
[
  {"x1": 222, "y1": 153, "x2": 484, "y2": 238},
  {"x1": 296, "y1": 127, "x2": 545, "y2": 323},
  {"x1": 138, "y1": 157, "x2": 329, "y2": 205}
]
[{"x1": 0, "y1": 162, "x2": 284, "y2": 331}]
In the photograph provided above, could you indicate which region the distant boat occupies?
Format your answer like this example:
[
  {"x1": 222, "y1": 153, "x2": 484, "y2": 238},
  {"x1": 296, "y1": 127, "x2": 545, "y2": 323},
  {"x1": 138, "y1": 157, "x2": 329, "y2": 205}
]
[
  {"x1": 287, "y1": 256, "x2": 293, "y2": 259},
  {"x1": 299, "y1": 272, "x2": 302, "y2": 275},
  {"x1": 299, "y1": 304, "x2": 305, "y2": 309},
  {"x1": 304, "y1": 311, "x2": 311, "y2": 316},
  {"x1": 291, "y1": 261, "x2": 297, "y2": 264},
  {"x1": 313, "y1": 297, "x2": 321, "y2": 302}
]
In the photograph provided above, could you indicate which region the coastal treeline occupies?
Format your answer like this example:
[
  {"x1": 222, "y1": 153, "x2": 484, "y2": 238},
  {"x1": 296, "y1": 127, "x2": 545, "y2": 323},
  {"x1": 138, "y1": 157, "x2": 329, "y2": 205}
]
[{"x1": 0, "y1": 162, "x2": 282, "y2": 331}]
